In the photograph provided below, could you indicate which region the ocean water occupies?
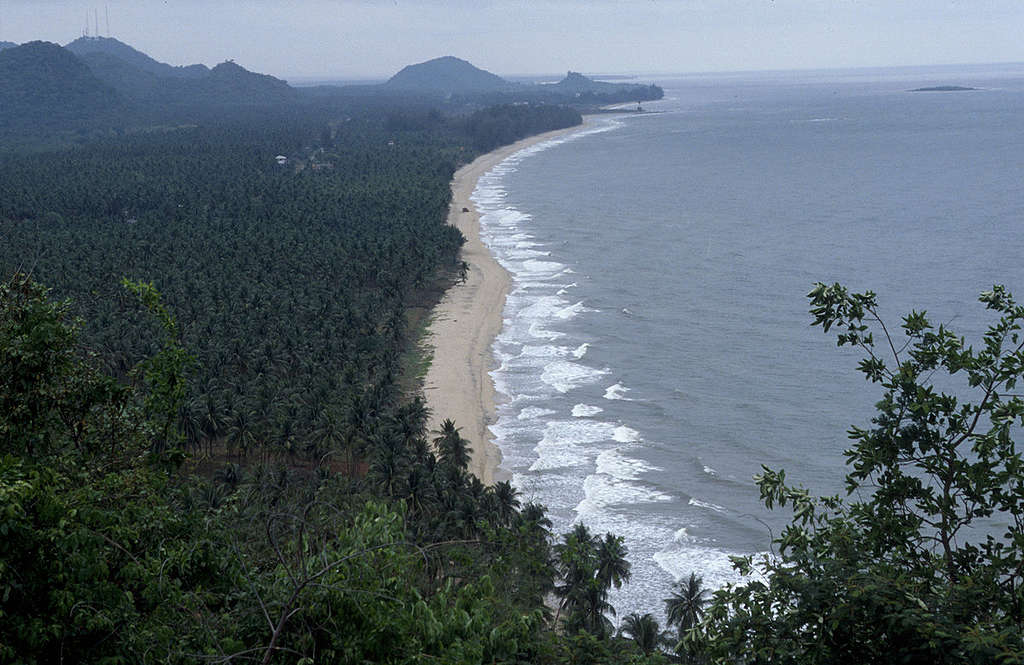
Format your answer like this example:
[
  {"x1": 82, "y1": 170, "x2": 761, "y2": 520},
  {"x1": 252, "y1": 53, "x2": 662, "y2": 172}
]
[{"x1": 474, "y1": 63, "x2": 1024, "y2": 623}]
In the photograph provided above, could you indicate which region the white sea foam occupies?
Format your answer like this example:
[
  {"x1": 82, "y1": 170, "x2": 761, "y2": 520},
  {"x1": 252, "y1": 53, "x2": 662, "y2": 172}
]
[
  {"x1": 703, "y1": 465, "x2": 719, "y2": 477},
  {"x1": 576, "y1": 474, "x2": 672, "y2": 514},
  {"x1": 688, "y1": 497, "x2": 728, "y2": 513},
  {"x1": 508, "y1": 248, "x2": 550, "y2": 260},
  {"x1": 595, "y1": 447, "x2": 658, "y2": 480},
  {"x1": 519, "y1": 344, "x2": 569, "y2": 359},
  {"x1": 518, "y1": 406, "x2": 556, "y2": 421},
  {"x1": 520, "y1": 259, "x2": 565, "y2": 277},
  {"x1": 577, "y1": 471, "x2": 671, "y2": 518},
  {"x1": 603, "y1": 383, "x2": 632, "y2": 400},
  {"x1": 529, "y1": 419, "x2": 619, "y2": 471},
  {"x1": 476, "y1": 111, "x2": 779, "y2": 624},
  {"x1": 653, "y1": 547, "x2": 755, "y2": 591},
  {"x1": 554, "y1": 283, "x2": 579, "y2": 295},
  {"x1": 481, "y1": 208, "x2": 530, "y2": 228},
  {"x1": 479, "y1": 114, "x2": 750, "y2": 616},
  {"x1": 527, "y1": 321, "x2": 565, "y2": 340},
  {"x1": 527, "y1": 452, "x2": 587, "y2": 472},
  {"x1": 541, "y1": 360, "x2": 608, "y2": 393},
  {"x1": 489, "y1": 119, "x2": 624, "y2": 173},
  {"x1": 571, "y1": 403, "x2": 604, "y2": 417},
  {"x1": 518, "y1": 295, "x2": 568, "y2": 320},
  {"x1": 555, "y1": 301, "x2": 590, "y2": 320},
  {"x1": 612, "y1": 425, "x2": 641, "y2": 443}
]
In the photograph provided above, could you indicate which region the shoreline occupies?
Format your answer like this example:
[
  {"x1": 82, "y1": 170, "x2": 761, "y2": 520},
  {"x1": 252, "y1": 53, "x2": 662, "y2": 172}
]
[{"x1": 422, "y1": 120, "x2": 591, "y2": 485}]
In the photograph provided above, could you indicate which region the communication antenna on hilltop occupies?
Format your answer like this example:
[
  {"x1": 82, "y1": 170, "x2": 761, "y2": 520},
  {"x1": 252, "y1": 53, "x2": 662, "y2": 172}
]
[
  {"x1": 94, "y1": 8, "x2": 99, "y2": 38},
  {"x1": 106, "y1": 4, "x2": 110, "y2": 37},
  {"x1": 84, "y1": 10, "x2": 89, "y2": 37}
]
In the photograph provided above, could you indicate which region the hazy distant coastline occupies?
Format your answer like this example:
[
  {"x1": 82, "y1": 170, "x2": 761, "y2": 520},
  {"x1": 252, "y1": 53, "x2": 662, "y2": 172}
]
[{"x1": 909, "y1": 85, "x2": 979, "y2": 92}]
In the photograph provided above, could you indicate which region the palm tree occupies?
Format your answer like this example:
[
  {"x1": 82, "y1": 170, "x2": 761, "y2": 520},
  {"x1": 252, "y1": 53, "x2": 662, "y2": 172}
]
[
  {"x1": 397, "y1": 397, "x2": 429, "y2": 435},
  {"x1": 518, "y1": 501, "x2": 552, "y2": 532},
  {"x1": 404, "y1": 462, "x2": 437, "y2": 519},
  {"x1": 665, "y1": 572, "x2": 707, "y2": 640},
  {"x1": 214, "y1": 462, "x2": 244, "y2": 490},
  {"x1": 195, "y1": 481, "x2": 226, "y2": 511},
  {"x1": 553, "y1": 524, "x2": 634, "y2": 637},
  {"x1": 553, "y1": 523, "x2": 597, "y2": 626},
  {"x1": 444, "y1": 495, "x2": 481, "y2": 539},
  {"x1": 225, "y1": 409, "x2": 255, "y2": 460},
  {"x1": 488, "y1": 480, "x2": 521, "y2": 527},
  {"x1": 432, "y1": 418, "x2": 471, "y2": 471},
  {"x1": 180, "y1": 399, "x2": 204, "y2": 454},
  {"x1": 571, "y1": 578, "x2": 615, "y2": 639},
  {"x1": 367, "y1": 433, "x2": 407, "y2": 496},
  {"x1": 408, "y1": 435, "x2": 435, "y2": 470},
  {"x1": 198, "y1": 392, "x2": 225, "y2": 453},
  {"x1": 309, "y1": 408, "x2": 344, "y2": 467},
  {"x1": 620, "y1": 612, "x2": 666, "y2": 655},
  {"x1": 595, "y1": 532, "x2": 631, "y2": 592}
]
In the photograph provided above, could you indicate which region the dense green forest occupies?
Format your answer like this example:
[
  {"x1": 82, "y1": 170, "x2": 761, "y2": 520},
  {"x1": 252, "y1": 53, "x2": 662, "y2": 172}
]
[
  {"x1": 2, "y1": 273, "x2": 671, "y2": 664},
  {"x1": 0, "y1": 103, "x2": 579, "y2": 472},
  {"x1": 3, "y1": 37, "x2": 1023, "y2": 665}
]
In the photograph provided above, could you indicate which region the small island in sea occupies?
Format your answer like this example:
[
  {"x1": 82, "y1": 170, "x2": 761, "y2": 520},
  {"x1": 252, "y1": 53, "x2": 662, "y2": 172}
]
[{"x1": 909, "y1": 85, "x2": 979, "y2": 92}]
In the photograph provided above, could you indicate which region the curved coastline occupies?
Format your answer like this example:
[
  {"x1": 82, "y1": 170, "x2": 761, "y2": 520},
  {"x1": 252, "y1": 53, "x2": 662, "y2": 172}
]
[{"x1": 422, "y1": 121, "x2": 589, "y2": 485}]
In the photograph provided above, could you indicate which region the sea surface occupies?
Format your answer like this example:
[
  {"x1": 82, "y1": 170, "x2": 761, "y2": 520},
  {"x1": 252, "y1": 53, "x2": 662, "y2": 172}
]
[{"x1": 473, "y1": 63, "x2": 1024, "y2": 623}]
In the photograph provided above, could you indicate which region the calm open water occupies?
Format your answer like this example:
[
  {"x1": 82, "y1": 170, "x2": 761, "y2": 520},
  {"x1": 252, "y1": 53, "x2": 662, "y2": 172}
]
[{"x1": 475, "y1": 63, "x2": 1024, "y2": 621}]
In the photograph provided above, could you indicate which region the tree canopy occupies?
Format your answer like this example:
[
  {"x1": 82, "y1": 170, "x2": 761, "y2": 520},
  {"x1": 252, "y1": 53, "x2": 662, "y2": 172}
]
[{"x1": 698, "y1": 283, "x2": 1024, "y2": 664}]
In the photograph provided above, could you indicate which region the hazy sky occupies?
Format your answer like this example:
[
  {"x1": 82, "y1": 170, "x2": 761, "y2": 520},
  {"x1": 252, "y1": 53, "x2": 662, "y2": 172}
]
[{"x1": 2, "y1": 1, "x2": 1023, "y2": 80}]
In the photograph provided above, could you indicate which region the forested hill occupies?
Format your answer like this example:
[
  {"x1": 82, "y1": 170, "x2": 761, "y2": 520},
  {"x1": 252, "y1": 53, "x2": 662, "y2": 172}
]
[
  {"x1": 0, "y1": 39, "x2": 661, "y2": 147},
  {"x1": 0, "y1": 40, "x2": 16, "y2": 50},
  {"x1": 0, "y1": 41, "x2": 122, "y2": 129},
  {"x1": 382, "y1": 55, "x2": 664, "y2": 104},
  {"x1": 385, "y1": 55, "x2": 512, "y2": 92},
  {"x1": 65, "y1": 36, "x2": 210, "y2": 78},
  {"x1": 68, "y1": 38, "x2": 295, "y2": 109},
  {"x1": 0, "y1": 39, "x2": 300, "y2": 147},
  {"x1": 548, "y1": 70, "x2": 663, "y2": 102}
]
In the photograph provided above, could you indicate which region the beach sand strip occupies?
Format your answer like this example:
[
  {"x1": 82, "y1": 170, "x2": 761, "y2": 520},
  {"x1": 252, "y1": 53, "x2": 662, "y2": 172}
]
[{"x1": 422, "y1": 122, "x2": 587, "y2": 485}]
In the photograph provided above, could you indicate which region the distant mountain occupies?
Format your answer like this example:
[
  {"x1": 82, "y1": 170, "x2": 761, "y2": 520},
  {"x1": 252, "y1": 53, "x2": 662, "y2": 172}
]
[
  {"x1": 385, "y1": 56, "x2": 512, "y2": 92},
  {"x1": 65, "y1": 36, "x2": 208, "y2": 78},
  {"x1": 66, "y1": 37, "x2": 295, "y2": 107},
  {"x1": 0, "y1": 41, "x2": 120, "y2": 125},
  {"x1": 202, "y1": 60, "x2": 295, "y2": 102},
  {"x1": 0, "y1": 37, "x2": 300, "y2": 139},
  {"x1": 546, "y1": 71, "x2": 663, "y2": 102},
  {"x1": 382, "y1": 58, "x2": 661, "y2": 105},
  {"x1": 550, "y1": 71, "x2": 619, "y2": 93},
  {"x1": 0, "y1": 41, "x2": 17, "y2": 51}
]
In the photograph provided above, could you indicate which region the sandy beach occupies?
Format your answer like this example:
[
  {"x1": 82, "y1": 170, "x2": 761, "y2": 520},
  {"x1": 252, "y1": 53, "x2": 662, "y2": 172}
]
[{"x1": 422, "y1": 122, "x2": 587, "y2": 485}]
